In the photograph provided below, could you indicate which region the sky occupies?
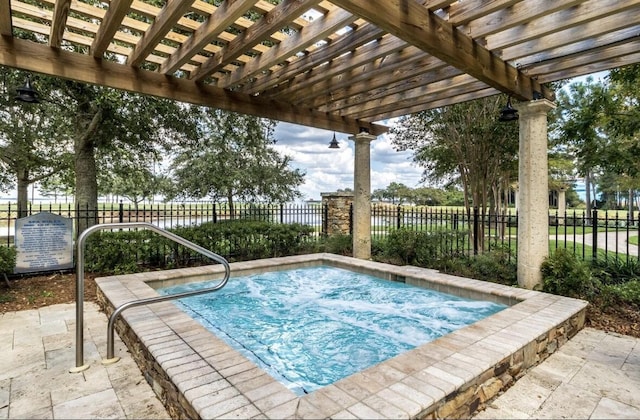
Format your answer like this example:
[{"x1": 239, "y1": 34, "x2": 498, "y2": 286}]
[{"x1": 272, "y1": 122, "x2": 424, "y2": 202}]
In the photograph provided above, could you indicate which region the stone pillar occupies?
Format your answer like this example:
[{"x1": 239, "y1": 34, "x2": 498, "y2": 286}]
[
  {"x1": 321, "y1": 192, "x2": 353, "y2": 235},
  {"x1": 557, "y1": 187, "x2": 567, "y2": 225},
  {"x1": 516, "y1": 99, "x2": 556, "y2": 289},
  {"x1": 351, "y1": 132, "x2": 376, "y2": 259}
]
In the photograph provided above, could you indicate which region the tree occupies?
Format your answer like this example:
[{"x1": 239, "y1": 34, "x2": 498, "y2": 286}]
[
  {"x1": 412, "y1": 186, "x2": 446, "y2": 206},
  {"x1": 0, "y1": 67, "x2": 73, "y2": 217},
  {"x1": 101, "y1": 165, "x2": 157, "y2": 209},
  {"x1": 552, "y1": 78, "x2": 608, "y2": 216},
  {"x1": 168, "y1": 109, "x2": 304, "y2": 215},
  {"x1": 382, "y1": 182, "x2": 412, "y2": 204},
  {"x1": 391, "y1": 95, "x2": 519, "y2": 249},
  {"x1": 43, "y1": 80, "x2": 197, "y2": 233},
  {"x1": 601, "y1": 65, "x2": 640, "y2": 217}
]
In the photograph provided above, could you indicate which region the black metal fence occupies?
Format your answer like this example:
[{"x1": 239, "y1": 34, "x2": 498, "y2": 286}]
[
  {"x1": 1, "y1": 202, "x2": 638, "y2": 265},
  {"x1": 371, "y1": 204, "x2": 640, "y2": 264},
  {"x1": 370, "y1": 204, "x2": 517, "y2": 259},
  {"x1": 0, "y1": 202, "x2": 325, "y2": 245}
]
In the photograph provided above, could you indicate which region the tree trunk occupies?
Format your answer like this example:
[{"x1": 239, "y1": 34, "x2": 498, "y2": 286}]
[
  {"x1": 630, "y1": 189, "x2": 636, "y2": 225},
  {"x1": 227, "y1": 193, "x2": 235, "y2": 219},
  {"x1": 16, "y1": 169, "x2": 29, "y2": 219},
  {"x1": 74, "y1": 105, "x2": 102, "y2": 235},
  {"x1": 585, "y1": 171, "x2": 592, "y2": 223},
  {"x1": 75, "y1": 136, "x2": 98, "y2": 234}
]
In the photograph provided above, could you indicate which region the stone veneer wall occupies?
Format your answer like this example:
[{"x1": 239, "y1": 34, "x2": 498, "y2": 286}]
[
  {"x1": 425, "y1": 308, "x2": 585, "y2": 418},
  {"x1": 321, "y1": 192, "x2": 353, "y2": 236},
  {"x1": 96, "y1": 291, "x2": 198, "y2": 419},
  {"x1": 96, "y1": 286, "x2": 586, "y2": 420}
]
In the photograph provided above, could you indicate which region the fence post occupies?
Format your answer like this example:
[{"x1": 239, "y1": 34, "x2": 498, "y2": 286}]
[
  {"x1": 473, "y1": 206, "x2": 479, "y2": 255},
  {"x1": 322, "y1": 204, "x2": 328, "y2": 236},
  {"x1": 118, "y1": 201, "x2": 124, "y2": 223},
  {"x1": 592, "y1": 207, "x2": 598, "y2": 260},
  {"x1": 213, "y1": 203, "x2": 217, "y2": 223},
  {"x1": 280, "y1": 204, "x2": 284, "y2": 224},
  {"x1": 349, "y1": 203, "x2": 353, "y2": 235},
  {"x1": 396, "y1": 205, "x2": 402, "y2": 229}
]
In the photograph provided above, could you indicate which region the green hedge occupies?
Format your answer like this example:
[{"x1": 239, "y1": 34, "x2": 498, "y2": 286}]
[{"x1": 84, "y1": 220, "x2": 316, "y2": 274}]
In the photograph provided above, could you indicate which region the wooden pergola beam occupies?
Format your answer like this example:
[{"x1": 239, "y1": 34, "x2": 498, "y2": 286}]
[
  {"x1": 49, "y1": 0, "x2": 70, "y2": 47},
  {"x1": 524, "y1": 40, "x2": 640, "y2": 78},
  {"x1": 302, "y1": 52, "x2": 446, "y2": 108},
  {"x1": 159, "y1": 0, "x2": 259, "y2": 75},
  {"x1": 447, "y1": 0, "x2": 520, "y2": 26},
  {"x1": 220, "y1": 8, "x2": 357, "y2": 89},
  {"x1": 264, "y1": 34, "x2": 407, "y2": 100},
  {"x1": 0, "y1": 36, "x2": 387, "y2": 135},
  {"x1": 341, "y1": 77, "x2": 487, "y2": 119},
  {"x1": 242, "y1": 22, "x2": 384, "y2": 94},
  {"x1": 0, "y1": 0, "x2": 12, "y2": 36},
  {"x1": 316, "y1": 65, "x2": 462, "y2": 113},
  {"x1": 536, "y1": 51, "x2": 640, "y2": 84},
  {"x1": 484, "y1": 0, "x2": 639, "y2": 50},
  {"x1": 127, "y1": 0, "x2": 196, "y2": 67},
  {"x1": 362, "y1": 87, "x2": 500, "y2": 123},
  {"x1": 91, "y1": 0, "x2": 134, "y2": 58},
  {"x1": 500, "y1": 11, "x2": 640, "y2": 62},
  {"x1": 190, "y1": 0, "x2": 320, "y2": 82},
  {"x1": 464, "y1": 0, "x2": 585, "y2": 39},
  {"x1": 330, "y1": 0, "x2": 552, "y2": 101}
]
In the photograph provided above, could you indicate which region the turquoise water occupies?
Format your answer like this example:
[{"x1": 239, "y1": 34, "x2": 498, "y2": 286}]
[{"x1": 160, "y1": 266, "x2": 506, "y2": 395}]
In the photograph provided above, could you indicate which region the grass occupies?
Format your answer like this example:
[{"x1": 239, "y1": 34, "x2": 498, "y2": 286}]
[
  {"x1": 630, "y1": 236, "x2": 639, "y2": 246},
  {"x1": 548, "y1": 240, "x2": 639, "y2": 262}
]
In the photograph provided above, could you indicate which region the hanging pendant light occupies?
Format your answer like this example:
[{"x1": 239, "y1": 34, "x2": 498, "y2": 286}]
[
  {"x1": 498, "y1": 97, "x2": 518, "y2": 121},
  {"x1": 15, "y1": 76, "x2": 40, "y2": 103},
  {"x1": 328, "y1": 132, "x2": 340, "y2": 149}
]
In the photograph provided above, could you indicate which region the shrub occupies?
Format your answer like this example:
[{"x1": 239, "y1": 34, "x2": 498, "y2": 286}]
[
  {"x1": 383, "y1": 228, "x2": 469, "y2": 266},
  {"x1": 83, "y1": 220, "x2": 316, "y2": 274},
  {"x1": 321, "y1": 234, "x2": 352, "y2": 256},
  {"x1": 385, "y1": 228, "x2": 419, "y2": 264},
  {"x1": 541, "y1": 249, "x2": 600, "y2": 299},
  {"x1": 467, "y1": 253, "x2": 517, "y2": 285},
  {"x1": 602, "y1": 280, "x2": 640, "y2": 307},
  {"x1": 84, "y1": 231, "x2": 152, "y2": 274},
  {"x1": 590, "y1": 258, "x2": 640, "y2": 285},
  {"x1": 0, "y1": 246, "x2": 16, "y2": 275}
]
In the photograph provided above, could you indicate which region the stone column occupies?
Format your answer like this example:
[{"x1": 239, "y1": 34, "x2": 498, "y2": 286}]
[
  {"x1": 516, "y1": 99, "x2": 556, "y2": 289},
  {"x1": 351, "y1": 132, "x2": 376, "y2": 259},
  {"x1": 321, "y1": 192, "x2": 353, "y2": 235}
]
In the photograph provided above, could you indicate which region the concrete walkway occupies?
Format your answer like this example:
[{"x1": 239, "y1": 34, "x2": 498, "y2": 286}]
[
  {"x1": 0, "y1": 302, "x2": 638, "y2": 419},
  {"x1": 0, "y1": 302, "x2": 169, "y2": 419},
  {"x1": 554, "y1": 231, "x2": 639, "y2": 257}
]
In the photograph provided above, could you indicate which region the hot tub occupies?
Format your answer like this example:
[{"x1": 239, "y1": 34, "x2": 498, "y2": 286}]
[{"x1": 96, "y1": 253, "x2": 587, "y2": 419}]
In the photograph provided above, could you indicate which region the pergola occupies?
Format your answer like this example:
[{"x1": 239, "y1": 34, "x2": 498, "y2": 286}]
[{"x1": 2, "y1": 0, "x2": 640, "y2": 288}]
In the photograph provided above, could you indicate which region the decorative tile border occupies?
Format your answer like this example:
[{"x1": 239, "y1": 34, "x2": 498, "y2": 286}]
[{"x1": 96, "y1": 253, "x2": 587, "y2": 419}]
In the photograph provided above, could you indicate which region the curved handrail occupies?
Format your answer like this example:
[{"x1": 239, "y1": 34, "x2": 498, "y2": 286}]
[{"x1": 72, "y1": 222, "x2": 230, "y2": 372}]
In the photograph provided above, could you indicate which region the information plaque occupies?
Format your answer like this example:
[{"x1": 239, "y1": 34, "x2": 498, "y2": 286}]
[{"x1": 15, "y1": 212, "x2": 74, "y2": 274}]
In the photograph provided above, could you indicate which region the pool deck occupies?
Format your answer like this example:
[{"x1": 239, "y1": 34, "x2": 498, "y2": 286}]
[{"x1": 0, "y1": 302, "x2": 638, "y2": 419}]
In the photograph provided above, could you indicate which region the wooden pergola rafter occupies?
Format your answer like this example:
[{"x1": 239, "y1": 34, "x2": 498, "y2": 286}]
[{"x1": 2, "y1": 0, "x2": 640, "y2": 134}]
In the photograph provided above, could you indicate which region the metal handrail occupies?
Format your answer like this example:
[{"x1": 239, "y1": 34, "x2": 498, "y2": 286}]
[{"x1": 72, "y1": 222, "x2": 230, "y2": 372}]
